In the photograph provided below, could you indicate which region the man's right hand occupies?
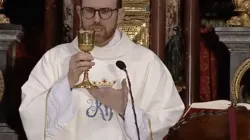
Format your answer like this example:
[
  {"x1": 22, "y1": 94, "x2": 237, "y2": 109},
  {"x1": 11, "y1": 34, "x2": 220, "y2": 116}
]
[{"x1": 68, "y1": 52, "x2": 95, "y2": 88}]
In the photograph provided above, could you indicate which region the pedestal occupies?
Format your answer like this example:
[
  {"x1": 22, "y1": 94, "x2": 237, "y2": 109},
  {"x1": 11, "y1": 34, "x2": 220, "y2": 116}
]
[
  {"x1": 0, "y1": 123, "x2": 18, "y2": 139},
  {"x1": 215, "y1": 27, "x2": 250, "y2": 103},
  {"x1": 0, "y1": 24, "x2": 23, "y2": 140}
]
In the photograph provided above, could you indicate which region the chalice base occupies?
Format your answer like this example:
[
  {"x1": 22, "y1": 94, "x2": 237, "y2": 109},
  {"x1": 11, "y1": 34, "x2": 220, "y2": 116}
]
[{"x1": 74, "y1": 80, "x2": 98, "y2": 89}]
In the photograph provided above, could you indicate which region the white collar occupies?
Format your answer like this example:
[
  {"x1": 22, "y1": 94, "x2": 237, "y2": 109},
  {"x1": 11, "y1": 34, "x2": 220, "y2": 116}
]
[{"x1": 100, "y1": 29, "x2": 121, "y2": 48}]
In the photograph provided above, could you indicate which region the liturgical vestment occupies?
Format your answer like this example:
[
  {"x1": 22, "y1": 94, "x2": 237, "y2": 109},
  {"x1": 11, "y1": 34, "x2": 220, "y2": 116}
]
[{"x1": 19, "y1": 30, "x2": 185, "y2": 140}]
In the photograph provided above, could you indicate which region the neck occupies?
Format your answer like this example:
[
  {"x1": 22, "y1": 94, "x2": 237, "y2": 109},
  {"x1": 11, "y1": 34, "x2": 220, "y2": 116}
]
[
  {"x1": 96, "y1": 35, "x2": 114, "y2": 47},
  {"x1": 96, "y1": 30, "x2": 121, "y2": 48}
]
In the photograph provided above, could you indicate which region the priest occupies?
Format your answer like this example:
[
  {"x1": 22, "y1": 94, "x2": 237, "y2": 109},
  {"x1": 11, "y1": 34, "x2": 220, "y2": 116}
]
[{"x1": 19, "y1": 0, "x2": 185, "y2": 139}]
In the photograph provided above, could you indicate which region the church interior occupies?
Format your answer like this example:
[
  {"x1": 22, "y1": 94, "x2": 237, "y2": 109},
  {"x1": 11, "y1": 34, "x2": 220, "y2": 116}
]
[{"x1": 0, "y1": 0, "x2": 249, "y2": 139}]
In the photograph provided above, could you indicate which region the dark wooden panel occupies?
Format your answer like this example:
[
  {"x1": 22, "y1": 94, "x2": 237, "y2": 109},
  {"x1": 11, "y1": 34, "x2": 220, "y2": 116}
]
[
  {"x1": 0, "y1": 24, "x2": 23, "y2": 140},
  {"x1": 183, "y1": 0, "x2": 200, "y2": 106}
]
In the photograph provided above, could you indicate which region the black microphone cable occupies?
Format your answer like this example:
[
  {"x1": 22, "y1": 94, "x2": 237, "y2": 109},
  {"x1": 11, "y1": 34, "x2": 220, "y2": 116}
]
[{"x1": 116, "y1": 60, "x2": 140, "y2": 140}]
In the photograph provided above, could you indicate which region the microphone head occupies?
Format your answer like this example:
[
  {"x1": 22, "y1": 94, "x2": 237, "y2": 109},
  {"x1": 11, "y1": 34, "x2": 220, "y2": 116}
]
[{"x1": 116, "y1": 60, "x2": 126, "y2": 70}]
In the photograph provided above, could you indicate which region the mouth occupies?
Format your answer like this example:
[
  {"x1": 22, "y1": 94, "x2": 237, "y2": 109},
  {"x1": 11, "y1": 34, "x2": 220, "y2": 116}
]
[
  {"x1": 89, "y1": 26, "x2": 104, "y2": 32},
  {"x1": 94, "y1": 28, "x2": 103, "y2": 32}
]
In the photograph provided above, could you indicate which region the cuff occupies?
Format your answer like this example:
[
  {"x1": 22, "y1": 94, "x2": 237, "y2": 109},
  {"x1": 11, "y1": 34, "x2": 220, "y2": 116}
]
[
  {"x1": 51, "y1": 76, "x2": 71, "y2": 104},
  {"x1": 47, "y1": 76, "x2": 77, "y2": 127}
]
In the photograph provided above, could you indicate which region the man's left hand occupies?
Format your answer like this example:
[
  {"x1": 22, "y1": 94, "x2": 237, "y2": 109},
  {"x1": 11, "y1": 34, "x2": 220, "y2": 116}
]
[{"x1": 88, "y1": 79, "x2": 128, "y2": 115}]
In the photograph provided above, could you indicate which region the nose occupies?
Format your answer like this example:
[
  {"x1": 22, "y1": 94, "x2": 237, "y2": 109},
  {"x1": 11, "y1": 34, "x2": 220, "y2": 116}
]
[{"x1": 93, "y1": 11, "x2": 101, "y2": 23}]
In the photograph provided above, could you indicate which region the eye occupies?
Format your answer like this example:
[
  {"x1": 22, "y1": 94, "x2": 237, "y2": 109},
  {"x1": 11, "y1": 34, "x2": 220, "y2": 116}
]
[
  {"x1": 100, "y1": 8, "x2": 111, "y2": 14},
  {"x1": 84, "y1": 7, "x2": 95, "y2": 13}
]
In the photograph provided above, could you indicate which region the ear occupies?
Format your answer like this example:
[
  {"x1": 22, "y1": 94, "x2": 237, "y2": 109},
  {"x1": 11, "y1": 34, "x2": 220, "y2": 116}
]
[
  {"x1": 117, "y1": 8, "x2": 125, "y2": 24},
  {"x1": 76, "y1": 5, "x2": 81, "y2": 17},
  {"x1": 76, "y1": 5, "x2": 82, "y2": 28}
]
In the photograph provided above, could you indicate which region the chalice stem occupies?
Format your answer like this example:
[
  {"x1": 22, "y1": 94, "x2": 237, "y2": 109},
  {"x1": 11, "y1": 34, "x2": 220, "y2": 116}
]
[{"x1": 83, "y1": 70, "x2": 90, "y2": 83}]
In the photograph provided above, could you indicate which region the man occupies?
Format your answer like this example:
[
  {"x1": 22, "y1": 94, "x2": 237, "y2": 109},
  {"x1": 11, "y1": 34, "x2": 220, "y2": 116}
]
[{"x1": 19, "y1": 0, "x2": 185, "y2": 139}]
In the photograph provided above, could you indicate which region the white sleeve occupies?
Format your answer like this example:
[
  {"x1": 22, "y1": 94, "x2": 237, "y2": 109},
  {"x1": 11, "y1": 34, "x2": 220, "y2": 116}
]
[
  {"x1": 123, "y1": 102, "x2": 149, "y2": 140},
  {"x1": 120, "y1": 54, "x2": 184, "y2": 140},
  {"x1": 19, "y1": 48, "x2": 77, "y2": 140},
  {"x1": 139, "y1": 55, "x2": 184, "y2": 139},
  {"x1": 117, "y1": 55, "x2": 184, "y2": 140},
  {"x1": 45, "y1": 76, "x2": 78, "y2": 139}
]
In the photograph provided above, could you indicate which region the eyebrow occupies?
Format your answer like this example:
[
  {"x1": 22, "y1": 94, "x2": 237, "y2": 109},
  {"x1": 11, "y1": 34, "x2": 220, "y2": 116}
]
[{"x1": 82, "y1": 7, "x2": 117, "y2": 9}]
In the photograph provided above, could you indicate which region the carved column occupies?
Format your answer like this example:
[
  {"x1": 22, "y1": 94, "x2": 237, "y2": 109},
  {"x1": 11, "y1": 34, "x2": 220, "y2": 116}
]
[
  {"x1": 44, "y1": 0, "x2": 63, "y2": 51},
  {"x1": 165, "y1": 0, "x2": 181, "y2": 42},
  {"x1": 0, "y1": 24, "x2": 23, "y2": 140},
  {"x1": 183, "y1": 0, "x2": 200, "y2": 106},
  {"x1": 150, "y1": 0, "x2": 166, "y2": 60}
]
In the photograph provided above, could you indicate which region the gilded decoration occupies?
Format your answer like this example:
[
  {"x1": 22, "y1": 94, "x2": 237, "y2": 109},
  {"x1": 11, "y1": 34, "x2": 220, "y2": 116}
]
[
  {"x1": 92, "y1": 79, "x2": 116, "y2": 87},
  {"x1": 165, "y1": 0, "x2": 185, "y2": 93},
  {"x1": 165, "y1": 0, "x2": 180, "y2": 42},
  {"x1": 231, "y1": 58, "x2": 250, "y2": 104},
  {"x1": 118, "y1": 0, "x2": 150, "y2": 47},
  {"x1": 0, "y1": 70, "x2": 4, "y2": 103},
  {"x1": 227, "y1": 0, "x2": 250, "y2": 27},
  {"x1": 63, "y1": 0, "x2": 74, "y2": 42},
  {"x1": 0, "y1": 0, "x2": 10, "y2": 24}
]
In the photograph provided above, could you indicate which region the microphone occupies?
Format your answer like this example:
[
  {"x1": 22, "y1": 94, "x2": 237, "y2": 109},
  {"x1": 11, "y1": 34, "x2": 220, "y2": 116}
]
[
  {"x1": 116, "y1": 61, "x2": 126, "y2": 71},
  {"x1": 116, "y1": 60, "x2": 140, "y2": 140}
]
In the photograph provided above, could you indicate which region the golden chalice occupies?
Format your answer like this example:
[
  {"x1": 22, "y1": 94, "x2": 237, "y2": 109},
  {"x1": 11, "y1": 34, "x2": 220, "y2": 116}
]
[{"x1": 74, "y1": 29, "x2": 98, "y2": 89}]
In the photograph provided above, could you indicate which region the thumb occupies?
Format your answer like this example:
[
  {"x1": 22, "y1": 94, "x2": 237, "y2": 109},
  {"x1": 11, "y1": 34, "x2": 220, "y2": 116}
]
[
  {"x1": 87, "y1": 89, "x2": 96, "y2": 96},
  {"x1": 121, "y1": 79, "x2": 128, "y2": 93}
]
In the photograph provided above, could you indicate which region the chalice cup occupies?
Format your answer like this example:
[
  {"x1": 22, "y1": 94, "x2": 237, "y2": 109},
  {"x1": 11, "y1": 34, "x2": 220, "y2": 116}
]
[{"x1": 74, "y1": 29, "x2": 98, "y2": 89}]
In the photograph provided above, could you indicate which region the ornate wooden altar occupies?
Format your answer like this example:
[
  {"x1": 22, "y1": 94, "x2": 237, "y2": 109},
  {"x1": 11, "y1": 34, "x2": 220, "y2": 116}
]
[{"x1": 165, "y1": 104, "x2": 250, "y2": 140}]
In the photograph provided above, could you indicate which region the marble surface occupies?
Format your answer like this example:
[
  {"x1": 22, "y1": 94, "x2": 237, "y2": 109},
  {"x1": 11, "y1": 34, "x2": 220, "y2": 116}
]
[
  {"x1": 0, "y1": 24, "x2": 23, "y2": 140},
  {"x1": 0, "y1": 24, "x2": 23, "y2": 42},
  {"x1": 215, "y1": 27, "x2": 250, "y2": 102},
  {"x1": 0, "y1": 24, "x2": 23, "y2": 72},
  {"x1": 0, "y1": 123, "x2": 18, "y2": 140}
]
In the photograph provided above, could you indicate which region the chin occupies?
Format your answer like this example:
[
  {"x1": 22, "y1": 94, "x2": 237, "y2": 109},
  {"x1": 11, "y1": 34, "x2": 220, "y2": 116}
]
[
  {"x1": 95, "y1": 39, "x2": 106, "y2": 47},
  {"x1": 94, "y1": 34, "x2": 113, "y2": 47}
]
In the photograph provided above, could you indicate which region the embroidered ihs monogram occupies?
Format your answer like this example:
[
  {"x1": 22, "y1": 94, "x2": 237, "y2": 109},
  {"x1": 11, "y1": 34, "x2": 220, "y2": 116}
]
[
  {"x1": 86, "y1": 99, "x2": 113, "y2": 121},
  {"x1": 86, "y1": 79, "x2": 116, "y2": 121}
]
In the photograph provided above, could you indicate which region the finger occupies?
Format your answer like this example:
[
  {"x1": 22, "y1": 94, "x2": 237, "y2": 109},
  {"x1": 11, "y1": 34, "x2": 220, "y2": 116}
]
[
  {"x1": 88, "y1": 89, "x2": 105, "y2": 99},
  {"x1": 121, "y1": 79, "x2": 128, "y2": 93},
  {"x1": 75, "y1": 61, "x2": 95, "y2": 68},
  {"x1": 75, "y1": 66, "x2": 92, "y2": 72},
  {"x1": 89, "y1": 87, "x2": 109, "y2": 94},
  {"x1": 72, "y1": 52, "x2": 94, "y2": 62},
  {"x1": 88, "y1": 87, "x2": 112, "y2": 96}
]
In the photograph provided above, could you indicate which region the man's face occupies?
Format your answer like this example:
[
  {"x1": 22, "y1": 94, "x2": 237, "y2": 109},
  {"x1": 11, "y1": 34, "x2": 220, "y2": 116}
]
[{"x1": 80, "y1": 0, "x2": 125, "y2": 46}]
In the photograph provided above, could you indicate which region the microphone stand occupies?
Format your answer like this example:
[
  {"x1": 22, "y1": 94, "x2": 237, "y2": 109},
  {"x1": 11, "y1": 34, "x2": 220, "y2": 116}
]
[
  {"x1": 116, "y1": 60, "x2": 140, "y2": 140},
  {"x1": 124, "y1": 69, "x2": 141, "y2": 140}
]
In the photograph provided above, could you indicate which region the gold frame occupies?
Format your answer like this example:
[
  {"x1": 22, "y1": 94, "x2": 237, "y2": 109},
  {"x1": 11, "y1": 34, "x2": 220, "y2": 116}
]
[{"x1": 231, "y1": 58, "x2": 250, "y2": 104}]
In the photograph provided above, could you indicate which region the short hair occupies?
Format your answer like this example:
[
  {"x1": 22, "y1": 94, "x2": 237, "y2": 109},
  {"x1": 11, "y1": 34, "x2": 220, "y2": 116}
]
[{"x1": 117, "y1": 0, "x2": 122, "y2": 8}]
